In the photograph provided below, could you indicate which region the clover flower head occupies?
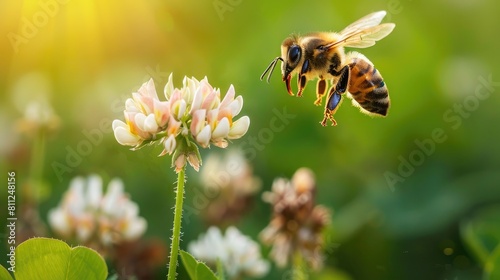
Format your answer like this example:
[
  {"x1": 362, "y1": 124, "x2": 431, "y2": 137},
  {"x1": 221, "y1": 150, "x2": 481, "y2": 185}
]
[
  {"x1": 260, "y1": 168, "x2": 330, "y2": 270},
  {"x1": 188, "y1": 226, "x2": 270, "y2": 279},
  {"x1": 113, "y1": 75, "x2": 250, "y2": 172},
  {"x1": 48, "y1": 175, "x2": 147, "y2": 252}
]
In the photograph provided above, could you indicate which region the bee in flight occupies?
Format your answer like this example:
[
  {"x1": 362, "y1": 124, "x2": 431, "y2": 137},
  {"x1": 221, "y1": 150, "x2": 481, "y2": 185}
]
[{"x1": 260, "y1": 10, "x2": 395, "y2": 126}]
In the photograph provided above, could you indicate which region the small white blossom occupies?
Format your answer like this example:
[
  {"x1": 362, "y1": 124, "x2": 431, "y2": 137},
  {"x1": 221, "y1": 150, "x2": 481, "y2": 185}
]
[
  {"x1": 188, "y1": 226, "x2": 270, "y2": 279},
  {"x1": 48, "y1": 175, "x2": 147, "y2": 248}
]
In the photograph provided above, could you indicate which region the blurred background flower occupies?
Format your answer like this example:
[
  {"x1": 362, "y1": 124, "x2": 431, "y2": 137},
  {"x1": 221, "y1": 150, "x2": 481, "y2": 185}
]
[
  {"x1": 199, "y1": 149, "x2": 261, "y2": 226},
  {"x1": 188, "y1": 226, "x2": 270, "y2": 279},
  {"x1": 48, "y1": 174, "x2": 147, "y2": 254},
  {"x1": 48, "y1": 174, "x2": 166, "y2": 279},
  {"x1": 260, "y1": 168, "x2": 330, "y2": 270},
  {"x1": 11, "y1": 72, "x2": 60, "y2": 137},
  {"x1": 17, "y1": 101, "x2": 60, "y2": 137}
]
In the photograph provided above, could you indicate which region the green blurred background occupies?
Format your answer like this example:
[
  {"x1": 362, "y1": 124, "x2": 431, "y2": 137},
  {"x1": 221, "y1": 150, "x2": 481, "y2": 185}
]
[{"x1": 1, "y1": 0, "x2": 500, "y2": 279}]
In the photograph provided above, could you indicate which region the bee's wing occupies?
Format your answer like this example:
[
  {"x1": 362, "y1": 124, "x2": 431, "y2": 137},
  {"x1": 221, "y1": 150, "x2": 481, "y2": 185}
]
[
  {"x1": 339, "y1": 23, "x2": 395, "y2": 48},
  {"x1": 340, "y1": 10, "x2": 388, "y2": 36},
  {"x1": 327, "y1": 11, "x2": 395, "y2": 49}
]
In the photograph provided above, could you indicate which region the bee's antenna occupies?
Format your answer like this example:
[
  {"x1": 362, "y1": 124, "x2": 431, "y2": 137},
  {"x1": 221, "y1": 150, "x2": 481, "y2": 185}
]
[{"x1": 260, "y1": 57, "x2": 283, "y2": 83}]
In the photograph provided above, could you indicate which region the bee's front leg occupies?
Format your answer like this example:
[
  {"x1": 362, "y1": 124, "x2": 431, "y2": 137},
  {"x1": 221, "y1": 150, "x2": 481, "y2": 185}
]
[
  {"x1": 297, "y1": 75, "x2": 308, "y2": 97},
  {"x1": 297, "y1": 59, "x2": 310, "y2": 97}
]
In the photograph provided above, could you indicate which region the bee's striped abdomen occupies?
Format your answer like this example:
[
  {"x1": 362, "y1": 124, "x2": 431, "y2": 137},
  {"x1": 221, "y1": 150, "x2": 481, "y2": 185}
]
[{"x1": 347, "y1": 55, "x2": 390, "y2": 116}]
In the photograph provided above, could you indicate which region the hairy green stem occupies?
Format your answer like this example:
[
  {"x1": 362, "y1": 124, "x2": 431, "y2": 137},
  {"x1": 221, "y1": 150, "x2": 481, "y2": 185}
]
[
  {"x1": 28, "y1": 128, "x2": 46, "y2": 202},
  {"x1": 293, "y1": 249, "x2": 307, "y2": 280},
  {"x1": 167, "y1": 164, "x2": 186, "y2": 280}
]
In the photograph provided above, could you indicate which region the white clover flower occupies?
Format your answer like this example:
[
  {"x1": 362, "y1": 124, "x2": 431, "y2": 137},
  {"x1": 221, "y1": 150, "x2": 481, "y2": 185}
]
[
  {"x1": 113, "y1": 75, "x2": 250, "y2": 172},
  {"x1": 188, "y1": 226, "x2": 270, "y2": 279},
  {"x1": 48, "y1": 175, "x2": 147, "y2": 248},
  {"x1": 112, "y1": 79, "x2": 170, "y2": 147}
]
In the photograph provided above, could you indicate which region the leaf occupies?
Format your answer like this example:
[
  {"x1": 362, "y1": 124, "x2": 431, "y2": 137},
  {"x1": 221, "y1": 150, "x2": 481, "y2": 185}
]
[
  {"x1": 485, "y1": 244, "x2": 500, "y2": 280},
  {"x1": 0, "y1": 264, "x2": 13, "y2": 280},
  {"x1": 180, "y1": 250, "x2": 198, "y2": 280},
  {"x1": 15, "y1": 237, "x2": 107, "y2": 280},
  {"x1": 460, "y1": 205, "x2": 500, "y2": 279},
  {"x1": 179, "y1": 250, "x2": 218, "y2": 280}
]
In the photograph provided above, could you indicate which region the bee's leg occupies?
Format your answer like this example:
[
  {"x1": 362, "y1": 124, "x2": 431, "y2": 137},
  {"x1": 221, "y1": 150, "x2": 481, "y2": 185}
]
[
  {"x1": 335, "y1": 65, "x2": 350, "y2": 95},
  {"x1": 314, "y1": 78, "x2": 327, "y2": 106},
  {"x1": 297, "y1": 59, "x2": 310, "y2": 97},
  {"x1": 321, "y1": 66, "x2": 349, "y2": 126},
  {"x1": 321, "y1": 88, "x2": 341, "y2": 126},
  {"x1": 297, "y1": 75, "x2": 308, "y2": 97}
]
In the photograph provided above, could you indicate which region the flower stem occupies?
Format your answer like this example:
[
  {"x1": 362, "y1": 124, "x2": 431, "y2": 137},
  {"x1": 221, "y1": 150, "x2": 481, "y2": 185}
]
[
  {"x1": 28, "y1": 128, "x2": 46, "y2": 203},
  {"x1": 167, "y1": 163, "x2": 186, "y2": 280},
  {"x1": 292, "y1": 249, "x2": 308, "y2": 280}
]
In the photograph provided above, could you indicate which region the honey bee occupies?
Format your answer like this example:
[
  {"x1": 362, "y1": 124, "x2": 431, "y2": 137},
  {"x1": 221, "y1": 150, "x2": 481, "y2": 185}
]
[{"x1": 260, "y1": 11, "x2": 395, "y2": 126}]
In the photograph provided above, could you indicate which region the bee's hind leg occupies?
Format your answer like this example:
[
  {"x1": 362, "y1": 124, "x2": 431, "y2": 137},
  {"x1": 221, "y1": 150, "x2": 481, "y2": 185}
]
[
  {"x1": 321, "y1": 89, "x2": 342, "y2": 126},
  {"x1": 320, "y1": 66, "x2": 349, "y2": 126}
]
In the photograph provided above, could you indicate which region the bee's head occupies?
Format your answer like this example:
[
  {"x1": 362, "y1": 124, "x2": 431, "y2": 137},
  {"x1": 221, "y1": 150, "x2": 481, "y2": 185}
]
[
  {"x1": 281, "y1": 37, "x2": 302, "y2": 76},
  {"x1": 260, "y1": 36, "x2": 302, "y2": 96},
  {"x1": 280, "y1": 37, "x2": 302, "y2": 95}
]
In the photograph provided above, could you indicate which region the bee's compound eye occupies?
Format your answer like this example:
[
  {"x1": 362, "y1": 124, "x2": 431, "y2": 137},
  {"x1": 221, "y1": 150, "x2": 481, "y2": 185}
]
[{"x1": 288, "y1": 45, "x2": 301, "y2": 65}]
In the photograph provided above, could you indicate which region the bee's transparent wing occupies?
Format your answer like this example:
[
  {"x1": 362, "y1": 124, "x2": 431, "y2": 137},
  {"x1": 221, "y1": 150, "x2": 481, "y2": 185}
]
[
  {"x1": 327, "y1": 11, "x2": 395, "y2": 49},
  {"x1": 340, "y1": 11, "x2": 387, "y2": 35},
  {"x1": 339, "y1": 23, "x2": 395, "y2": 48}
]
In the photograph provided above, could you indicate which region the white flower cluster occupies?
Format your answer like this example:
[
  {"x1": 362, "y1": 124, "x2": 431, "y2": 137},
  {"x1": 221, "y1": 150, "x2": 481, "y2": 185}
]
[
  {"x1": 188, "y1": 226, "x2": 270, "y2": 279},
  {"x1": 112, "y1": 75, "x2": 250, "y2": 163},
  {"x1": 48, "y1": 175, "x2": 147, "y2": 246}
]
